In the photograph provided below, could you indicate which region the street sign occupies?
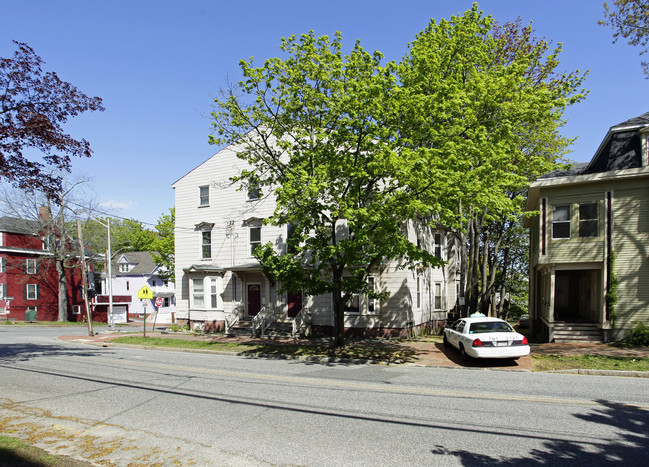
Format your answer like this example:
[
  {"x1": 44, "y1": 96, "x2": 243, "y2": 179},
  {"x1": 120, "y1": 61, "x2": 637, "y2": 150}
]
[
  {"x1": 155, "y1": 297, "x2": 163, "y2": 307},
  {"x1": 138, "y1": 285, "x2": 153, "y2": 299}
]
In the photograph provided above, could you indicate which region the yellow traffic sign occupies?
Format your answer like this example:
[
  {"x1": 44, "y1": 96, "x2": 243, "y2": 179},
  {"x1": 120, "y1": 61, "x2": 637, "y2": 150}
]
[{"x1": 138, "y1": 285, "x2": 153, "y2": 299}]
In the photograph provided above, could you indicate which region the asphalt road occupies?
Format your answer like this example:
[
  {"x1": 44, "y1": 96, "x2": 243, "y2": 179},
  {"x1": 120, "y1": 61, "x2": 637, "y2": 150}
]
[{"x1": 1, "y1": 326, "x2": 648, "y2": 466}]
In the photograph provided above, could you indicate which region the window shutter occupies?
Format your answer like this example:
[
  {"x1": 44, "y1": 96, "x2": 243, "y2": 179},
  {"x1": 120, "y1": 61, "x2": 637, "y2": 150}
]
[
  {"x1": 23, "y1": 284, "x2": 27, "y2": 299},
  {"x1": 23, "y1": 260, "x2": 27, "y2": 273},
  {"x1": 36, "y1": 284, "x2": 39, "y2": 300},
  {"x1": 0, "y1": 257, "x2": 5, "y2": 272}
]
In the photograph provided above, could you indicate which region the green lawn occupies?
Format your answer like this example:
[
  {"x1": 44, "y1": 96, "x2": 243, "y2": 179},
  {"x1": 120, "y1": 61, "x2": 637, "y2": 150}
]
[
  {"x1": 0, "y1": 434, "x2": 91, "y2": 466},
  {"x1": 531, "y1": 354, "x2": 649, "y2": 372}
]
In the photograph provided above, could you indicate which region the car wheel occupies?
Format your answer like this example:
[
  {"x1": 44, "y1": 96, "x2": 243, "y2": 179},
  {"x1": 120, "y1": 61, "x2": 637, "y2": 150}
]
[
  {"x1": 459, "y1": 343, "x2": 469, "y2": 361},
  {"x1": 443, "y1": 334, "x2": 449, "y2": 348}
]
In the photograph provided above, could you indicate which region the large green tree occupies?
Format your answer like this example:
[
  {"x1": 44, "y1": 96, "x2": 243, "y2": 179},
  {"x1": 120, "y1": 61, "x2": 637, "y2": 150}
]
[
  {"x1": 397, "y1": 6, "x2": 586, "y2": 316},
  {"x1": 211, "y1": 32, "x2": 440, "y2": 347},
  {"x1": 151, "y1": 208, "x2": 174, "y2": 282},
  {"x1": 601, "y1": 0, "x2": 649, "y2": 77}
]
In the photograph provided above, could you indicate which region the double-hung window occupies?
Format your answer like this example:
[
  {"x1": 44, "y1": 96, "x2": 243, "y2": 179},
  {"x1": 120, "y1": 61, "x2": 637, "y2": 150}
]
[
  {"x1": 434, "y1": 233, "x2": 442, "y2": 259},
  {"x1": 434, "y1": 283, "x2": 442, "y2": 309},
  {"x1": 199, "y1": 185, "x2": 209, "y2": 206},
  {"x1": 249, "y1": 226, "x2": 261, "y2": 256},
  {"x1": 202, "y1": 230, "x2": 212, "y2": 259},
  {"x1": 367, "y1": 277, "x2": 376, "y2": 313},
  {"x1": 25, "y1": 284, "x2": 38, "y2": 300},
  {"x1": 25, "y1": 258, "x2": 37, "y2": 274},
  {"x1": 192, "y1": 278, "x2": 204, "y2": 308},
  {"x1": 210, "y1": 278, "x2": 218, "y2": 308},
  {"x1": 579, "y1": 203, "x2": 598, "y2": 237},
  {"x1": 248, "y1": 178, "x2": 261, "y2": 200},
  {"x1": 552, "y1": 205, "x2": 571, "y2": 239}
]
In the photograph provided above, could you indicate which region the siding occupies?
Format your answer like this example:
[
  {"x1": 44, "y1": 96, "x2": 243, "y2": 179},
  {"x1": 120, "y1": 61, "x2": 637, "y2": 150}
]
[{"x1": 612, "y1": 181, "x2": 649, "y2": 329}]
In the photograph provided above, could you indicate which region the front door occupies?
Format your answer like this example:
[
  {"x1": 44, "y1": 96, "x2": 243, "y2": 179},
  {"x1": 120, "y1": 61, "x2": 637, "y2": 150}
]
[
  {"x1": 247, "y1": 284, "x2": 261, "y2": 316},
  {"x1": 287, "y1": 291, "x2": 302, "y2": 318}
]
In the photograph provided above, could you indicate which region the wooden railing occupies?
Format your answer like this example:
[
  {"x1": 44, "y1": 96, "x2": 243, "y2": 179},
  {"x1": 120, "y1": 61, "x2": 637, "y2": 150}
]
[
  {"x1": 225, "y1": 305, "x2": 244, "y2": 333},
  {"x1": 252, "y1": 306, "x2": 281, "y2": 337},
  {"x1": 292, "y1": 309, "x2": 310, "y2": 338}
]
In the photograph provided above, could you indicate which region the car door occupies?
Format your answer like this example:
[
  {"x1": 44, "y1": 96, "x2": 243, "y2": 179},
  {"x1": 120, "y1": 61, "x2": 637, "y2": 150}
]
[{"x1": 448, "y1": 320, "x2": 466, "y2": 349}]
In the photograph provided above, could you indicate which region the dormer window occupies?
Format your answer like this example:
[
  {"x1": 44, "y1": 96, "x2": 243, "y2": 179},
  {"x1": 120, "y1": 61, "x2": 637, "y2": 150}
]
[{"x1": 119, "y1": 263, "x2": 129, "y2": 272}]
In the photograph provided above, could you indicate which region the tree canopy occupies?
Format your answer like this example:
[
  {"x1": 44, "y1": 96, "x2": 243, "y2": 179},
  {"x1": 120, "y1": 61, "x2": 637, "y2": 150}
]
[
  {"x1": 210, "y1": 5, "x2": 586, "y2": 346},
  {"x1": 0, "y1": 41, "x2": 104, "y2": 197}
]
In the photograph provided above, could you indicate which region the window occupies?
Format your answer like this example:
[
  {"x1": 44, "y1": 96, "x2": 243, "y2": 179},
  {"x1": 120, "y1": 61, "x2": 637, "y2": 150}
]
[
  {"x1": 210, "y1": 278, "x2": 218, "y2": 308},
  {"x1": 434, "y1": 283, "x2": 442, "y2": 309},
  {"x1": 126, "y1": 281, "x2": 130, "y2": 291},
  {"x1": 434, "y1": 233, "x2": 442, "y2": 259},
  {"x1": 248, "y1": 178, "x2": 261, "y2": 200},
  {"x1": 163, "y1": 297, "x2": 170, "y2": 307},
  {"x1": 72, "y1": 305, "x2": 81, "y2": 315},
  {"x1": 0, "y1": 257, "x2": 5, "y2": 273},
  {"x1": 25, "y1": 284, "x2": 38, "y2": 300},
  {"x1": 192, "y1": 278, "x2": 204, "y2": 307},
  {"x1": 552, "y1": 205, "x2": 571, "y2": 239},
  {"x1": 287, "y1": 224, "x2": 298, "y2": 254},
  {"x1": 249, "y1": 226, "x2": 261, "y2": 256},
  {"x1": 367, "y1": 277, "x2": 376, "y2": 313},
  {"x1": 344, "y1": 293, "x2": 360, "y2": 313},
  {"x1": 199, "y1": 185, "x2": 209, "y2": 206},
  {"x1": 25, "y1": 259, "x2": 37, "y2": 274},
  {"x1": 120, "y1": 263, "x2": 129, "y2": 272},
  {"x1": 151, "y1": 279, "x2": 157, "y2": 286},
  {"x1": 579, "y1": 203, "x2": 598, "y2": 237},
  {"x1": 0, "y1": 284, "x2": 6, "y2": 298},
  {"x1": 416, "y1": 276, "x2": 421, "y2": 309},
  {"x1": 202, "y1": 230, "x2": 212, "y2": 259}
]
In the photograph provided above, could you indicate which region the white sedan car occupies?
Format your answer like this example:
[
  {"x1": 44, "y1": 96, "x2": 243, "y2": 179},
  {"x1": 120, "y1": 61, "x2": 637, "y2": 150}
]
[{"x1": 443, "y1": 317, "x2": 530, "y2": 360}]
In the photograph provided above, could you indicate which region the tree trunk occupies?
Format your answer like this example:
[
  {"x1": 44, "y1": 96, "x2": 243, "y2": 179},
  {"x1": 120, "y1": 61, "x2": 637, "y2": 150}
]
[
  {"x1": 332, "y1": 286, "x2": 345, "y2": 348},
  {"x1": 55, "y1": 259, "x2": 68, "y2": 322}
]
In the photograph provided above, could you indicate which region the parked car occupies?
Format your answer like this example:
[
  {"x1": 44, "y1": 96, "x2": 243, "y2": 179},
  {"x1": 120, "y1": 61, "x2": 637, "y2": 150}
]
[
  {"x1": 518, "y1": 314, "x2": 529, "y2": 328},
  {"x1": 443, "y1": 317, "x2": 530, "y2": 360}
]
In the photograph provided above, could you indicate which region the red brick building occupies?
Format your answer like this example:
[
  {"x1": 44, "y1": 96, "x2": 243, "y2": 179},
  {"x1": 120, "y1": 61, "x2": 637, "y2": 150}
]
[{"x1": 0, "y1": 216, "x2": 85, "y2": 322}]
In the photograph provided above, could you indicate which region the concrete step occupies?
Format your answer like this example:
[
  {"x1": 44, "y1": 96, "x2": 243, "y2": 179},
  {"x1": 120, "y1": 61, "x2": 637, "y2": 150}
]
[{"x1": 553, "y1": 322, "x2": 603, "y2": 343}]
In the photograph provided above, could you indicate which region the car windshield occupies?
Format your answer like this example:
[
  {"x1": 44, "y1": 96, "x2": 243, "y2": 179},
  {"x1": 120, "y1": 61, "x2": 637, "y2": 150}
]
[{"x1": 468, "y1": 321, "x2": 514, "y2": 334}]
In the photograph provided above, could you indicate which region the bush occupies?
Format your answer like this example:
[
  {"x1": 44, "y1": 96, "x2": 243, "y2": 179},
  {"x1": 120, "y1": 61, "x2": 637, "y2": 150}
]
[{"x1": 625, "y1": 322, "x2": 649, "y2": 347}]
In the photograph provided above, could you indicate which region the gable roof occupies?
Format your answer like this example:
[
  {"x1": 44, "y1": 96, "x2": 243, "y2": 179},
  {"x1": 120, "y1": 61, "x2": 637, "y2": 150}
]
[
  {"x1": 585, "y1": 111, "x2": 649, "y2": 174},
  {"x1": 113, "y1": 251, "x2": 159, "y2": 276}
]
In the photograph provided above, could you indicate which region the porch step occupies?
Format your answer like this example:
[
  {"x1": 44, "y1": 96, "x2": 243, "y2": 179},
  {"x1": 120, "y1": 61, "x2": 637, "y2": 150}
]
[
  {"x1": 553, "y1": 322, "x2": 603, "y2": 343},
  {"x1": 226, "y1": 319, "x2": 254, "y2": 337}
]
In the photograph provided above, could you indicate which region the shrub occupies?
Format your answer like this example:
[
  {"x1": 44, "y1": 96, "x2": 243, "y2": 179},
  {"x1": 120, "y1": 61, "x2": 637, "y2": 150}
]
[{"x1": 625, "y1": 321, "x2": 649, "y2": 347}]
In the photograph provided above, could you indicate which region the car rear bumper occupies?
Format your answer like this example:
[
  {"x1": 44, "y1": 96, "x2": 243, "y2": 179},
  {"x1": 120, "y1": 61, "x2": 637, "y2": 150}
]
[{"x1": 467, "y1": 345, "x2": 530, "y2": 359}]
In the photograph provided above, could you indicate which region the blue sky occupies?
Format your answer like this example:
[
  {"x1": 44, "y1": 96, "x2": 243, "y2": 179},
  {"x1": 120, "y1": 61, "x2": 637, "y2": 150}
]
[{"x1": 2, "y1": 0, "x2": 646, "y2": 226}]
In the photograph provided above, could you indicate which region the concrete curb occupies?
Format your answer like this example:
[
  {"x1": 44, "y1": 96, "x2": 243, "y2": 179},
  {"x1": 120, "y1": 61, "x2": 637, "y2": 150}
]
[{"x1": 546, "y1": 368, "x2": 649, "y2": 378}]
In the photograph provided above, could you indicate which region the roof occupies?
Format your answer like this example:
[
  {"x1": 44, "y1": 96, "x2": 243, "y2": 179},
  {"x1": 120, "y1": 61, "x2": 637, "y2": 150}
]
[
  {"x1": 0, "y1": 216, "x2": 40, "y2": 235},
  {"x1": 113, "y1": 251, "x2": 160, "y2": 276}
]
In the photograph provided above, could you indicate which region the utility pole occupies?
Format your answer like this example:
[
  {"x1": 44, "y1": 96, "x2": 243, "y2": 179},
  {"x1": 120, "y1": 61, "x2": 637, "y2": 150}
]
[{"x1": 76, "y1": 220, "x2": 93, "y2": 336}]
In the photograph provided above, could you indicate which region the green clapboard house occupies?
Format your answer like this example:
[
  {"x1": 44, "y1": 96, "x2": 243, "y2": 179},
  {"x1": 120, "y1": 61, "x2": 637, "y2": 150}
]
[{"x1": 525, "y1": 112, "x2": 649, "y2": 343}]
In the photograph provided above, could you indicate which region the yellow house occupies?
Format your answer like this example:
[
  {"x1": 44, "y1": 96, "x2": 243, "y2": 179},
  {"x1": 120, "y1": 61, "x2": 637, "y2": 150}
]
[{"x1": 526, "y1": 112, "x2": 649, "y2": 342}]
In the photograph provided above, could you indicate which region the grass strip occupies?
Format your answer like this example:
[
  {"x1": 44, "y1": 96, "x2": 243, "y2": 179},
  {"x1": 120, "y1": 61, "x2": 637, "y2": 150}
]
[
  {"x1": 531, "y1": 354, "x2": 649, "y2": 372},
  {"x1": 111, "y1": 336, "x2": 416, "y2": 363},
  {"x1": 0, "y1": 434, "x2": 91, "y2": 466}
]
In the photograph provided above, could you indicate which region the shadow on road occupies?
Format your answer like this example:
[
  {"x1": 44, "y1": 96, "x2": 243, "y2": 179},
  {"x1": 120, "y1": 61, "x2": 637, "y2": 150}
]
[
  {"x1": 0, "y1": 343, "x2": 103, "y2": 362},
  {"x1": 430, "y1": 399, "x2": 649, "y2": 465}
]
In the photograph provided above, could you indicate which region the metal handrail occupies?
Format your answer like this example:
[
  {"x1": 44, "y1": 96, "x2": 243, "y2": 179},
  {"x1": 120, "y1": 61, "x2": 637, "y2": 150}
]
[{"x1": 225, "y1": 305, "x2": 244, "y2": 333}]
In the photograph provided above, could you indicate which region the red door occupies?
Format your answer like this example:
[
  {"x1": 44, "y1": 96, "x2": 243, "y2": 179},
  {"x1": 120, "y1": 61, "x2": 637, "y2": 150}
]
[
  {"x1": 247, "y1": 284, "x2": 261, "y2": 316},
  {"x1": 287, "y1": 291, "x2": 302, "y2": 318}
]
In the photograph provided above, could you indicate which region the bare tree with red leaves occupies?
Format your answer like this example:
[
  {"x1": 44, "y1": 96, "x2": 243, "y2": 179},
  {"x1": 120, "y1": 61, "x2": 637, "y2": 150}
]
[{"x1": 0, "y1": 41, "x2": 104, "y2": 198}]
